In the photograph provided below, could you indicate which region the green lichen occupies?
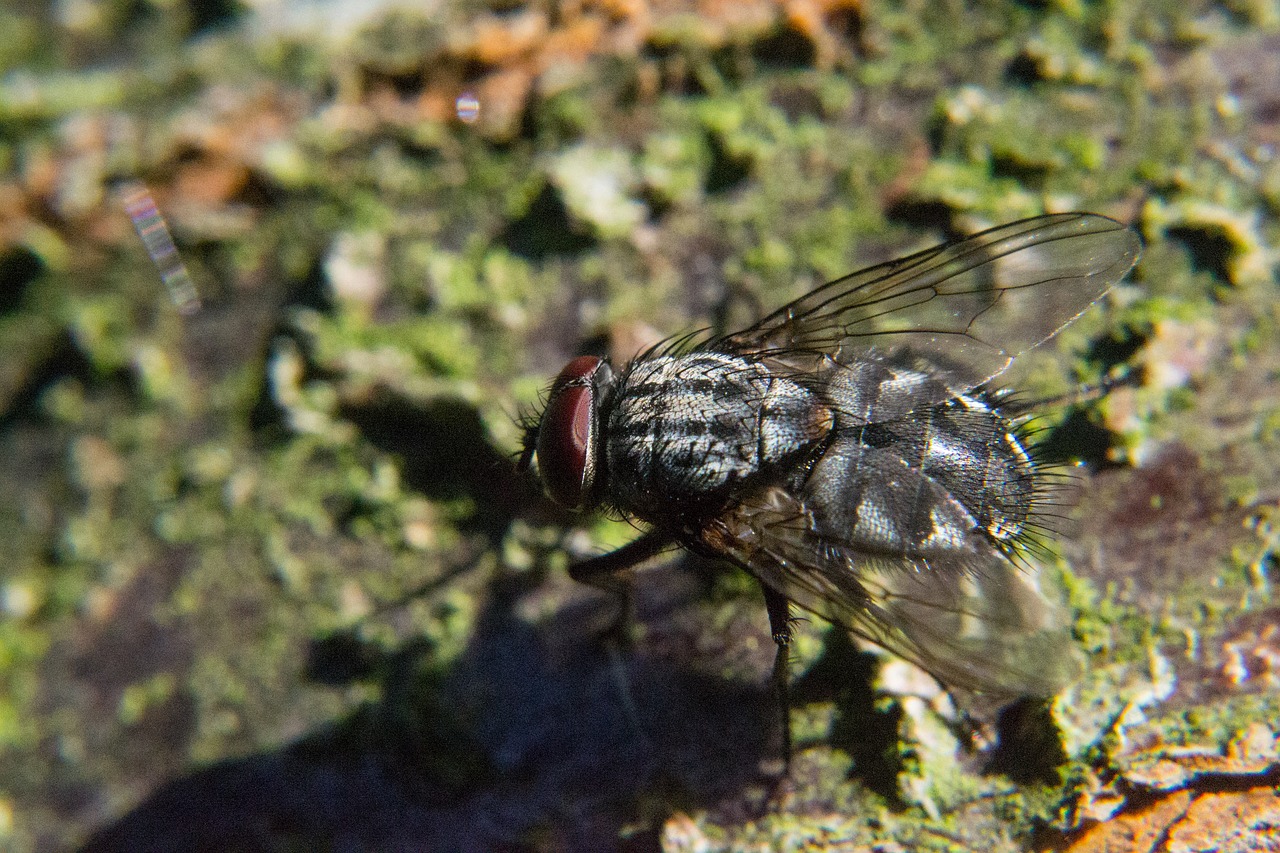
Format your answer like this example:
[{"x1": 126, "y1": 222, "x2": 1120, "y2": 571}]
[{"x1": 3, "y1": 0, "x2": 1280, "y2": 850}]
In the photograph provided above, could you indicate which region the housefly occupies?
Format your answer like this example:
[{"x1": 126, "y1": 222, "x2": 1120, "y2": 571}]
[{"x1": 520, "y1": 213, "x2": 1141, "y2": 754}]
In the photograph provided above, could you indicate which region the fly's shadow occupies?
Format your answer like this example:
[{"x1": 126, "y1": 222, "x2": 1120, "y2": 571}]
[
  {"x1": 340, "y1": 393, "x2": 537, "y2": 543},
  {"x1": 80, "y1": 561, "x2": 777, "y2": 852}
]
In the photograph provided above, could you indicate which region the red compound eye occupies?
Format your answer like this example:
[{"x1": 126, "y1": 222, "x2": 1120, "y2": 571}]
[{"x1": 536, "y1": 356, "x2": 607, "y2": 509}]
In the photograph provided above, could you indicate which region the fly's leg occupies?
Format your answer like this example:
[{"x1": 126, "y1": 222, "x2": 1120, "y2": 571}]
[
  {"x1": 997, "y1": 365, "x2": 1140, "y2": 418},
  {"x1": 567, "y1": 531, "x2": 673, "y2": 748},
  {"x1": 568, "y1": 530, "x2": 673, "y2": 641},
  {"x1": 763, "y1": 584, "x2": 794, "y2": 769}
]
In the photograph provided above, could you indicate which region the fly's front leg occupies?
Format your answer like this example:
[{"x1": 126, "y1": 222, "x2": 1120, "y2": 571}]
[
  {"x1": 568, "y1": 530, "x2": 672, "y2": 643},
  {"x1": 763, "y1": 584, "x2": 794, "y2": 768},
  {"x1": 568, "y1": 530, "x2": 673, "y2": 749}
]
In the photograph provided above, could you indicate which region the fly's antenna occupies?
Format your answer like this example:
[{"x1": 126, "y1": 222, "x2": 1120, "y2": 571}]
[
  {"x1": 516, "y1": 436, "x2": 537, "y2": 474},
  {"x1": 512, "y1": 377, "x2": 558, "y2": 471},
  {"x1": 514, "y1": 407, "x2": 541, "y2": 473}
]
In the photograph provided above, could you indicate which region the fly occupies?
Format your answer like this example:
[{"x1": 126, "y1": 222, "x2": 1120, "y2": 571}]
[{"x1": 519, "y1": 213, "x2": 1141, "y2": 758}]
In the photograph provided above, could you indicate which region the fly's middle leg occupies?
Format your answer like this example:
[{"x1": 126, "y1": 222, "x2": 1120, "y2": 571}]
[{"x1": 763, "y1": 583, "x2": 795, "y2": 769}]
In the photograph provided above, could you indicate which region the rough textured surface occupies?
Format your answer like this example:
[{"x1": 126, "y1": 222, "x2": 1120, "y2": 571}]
[{"x1": 1, "y1": 0, "x2": 1279, "y2": 850}]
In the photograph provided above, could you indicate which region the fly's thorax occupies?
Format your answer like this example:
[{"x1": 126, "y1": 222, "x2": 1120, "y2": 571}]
[{"x1": 606, "y1": 352, "x2": 832, "y2": 521}]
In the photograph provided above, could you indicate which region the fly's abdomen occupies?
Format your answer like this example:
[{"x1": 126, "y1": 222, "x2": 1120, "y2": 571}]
[
  {"x1": 607, "y1": 353, "x2": 830, "y2": 521},
  {"x1": 916, "y1": 399, "x2": 1036, "y2": 544},
  {"x1": 799, "y1": 432, "x2": 969, "y2": 560},
  {"x1": 820, "y1": 355, "x2": 1036, "y2": 548},
  {"x1": 802, "y1": 399, "x2": 1036, "y2": 567},
  {"x1": 871, "y1": 400, "x2": 1034, "y2": 544}
]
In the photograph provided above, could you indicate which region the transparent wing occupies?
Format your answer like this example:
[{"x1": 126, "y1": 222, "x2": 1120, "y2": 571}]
[
  {"x1": 696, "y1": 481, "x2": 1082, "y2": 697},
  {"x1": 711, "y1": 213, "x2": 1141, "y2": 393}
]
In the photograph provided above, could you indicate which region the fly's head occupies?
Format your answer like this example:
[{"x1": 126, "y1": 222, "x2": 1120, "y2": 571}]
[{"x1": 519, "y1": 355, "x2": 615, "y2": 511}]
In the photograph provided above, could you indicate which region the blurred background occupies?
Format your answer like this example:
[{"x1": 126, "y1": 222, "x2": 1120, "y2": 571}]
[{"x1": 2, "y1": 0, "x2": 1280, "y2": 850}]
